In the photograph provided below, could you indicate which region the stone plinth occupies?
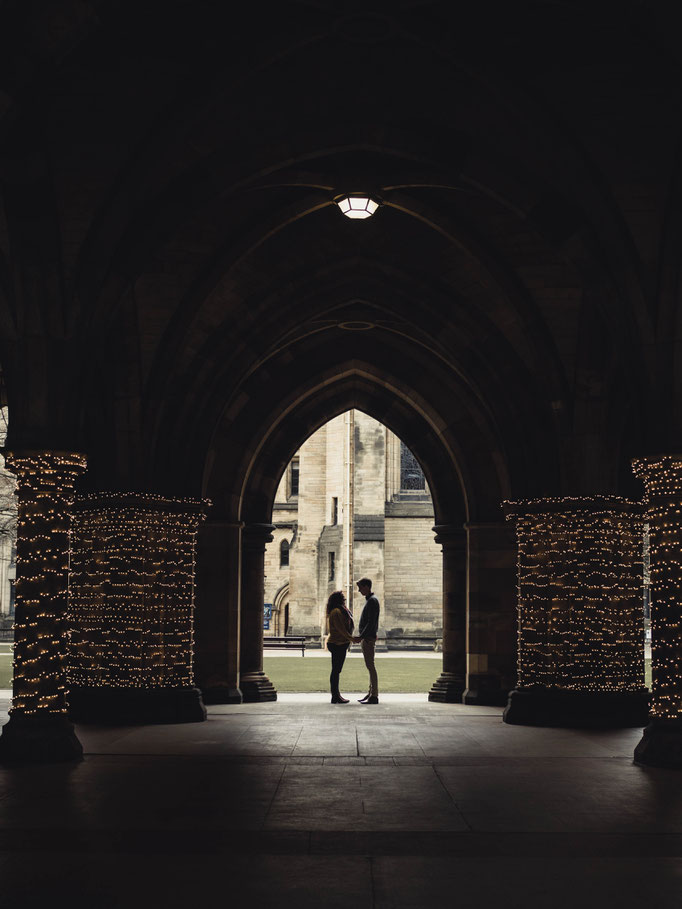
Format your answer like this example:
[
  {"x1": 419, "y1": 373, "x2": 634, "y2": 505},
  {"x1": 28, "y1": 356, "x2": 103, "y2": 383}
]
[
  {"x1": 634, "y1": 719, "x2": 682, "y2": 769},
  {"x1": 504, "y1": 687, "x2": 650, "y2": 728}
]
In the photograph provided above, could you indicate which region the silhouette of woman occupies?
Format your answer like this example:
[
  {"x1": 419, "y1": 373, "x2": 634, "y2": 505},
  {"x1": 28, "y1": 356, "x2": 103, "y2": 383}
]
[{"x1": 325, "y1": 591, "x2": 355, "y2": 704}]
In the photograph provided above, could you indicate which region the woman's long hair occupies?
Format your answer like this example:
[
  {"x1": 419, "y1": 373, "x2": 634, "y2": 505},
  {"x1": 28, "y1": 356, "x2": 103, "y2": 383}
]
[
  {"x1": 326, "y1": 590, "x2": 354, "y2": 636},
  {"x1": 326, "y1": 591, "x2": 346, "y2": 615}
]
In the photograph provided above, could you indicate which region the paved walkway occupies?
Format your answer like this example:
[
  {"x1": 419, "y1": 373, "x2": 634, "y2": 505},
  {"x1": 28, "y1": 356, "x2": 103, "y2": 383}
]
[{"x1": 1, "y1": 692, "x2": 681, "y2": 908}]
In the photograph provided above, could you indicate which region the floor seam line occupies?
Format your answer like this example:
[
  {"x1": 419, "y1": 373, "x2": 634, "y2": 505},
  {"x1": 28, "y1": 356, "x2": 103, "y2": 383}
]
[
  {"x1": 433, "y1": 765, "x2": 473, "y2": 831},
  {"x1": 260, "y1": 761, "x2": 287, "y2": 831}
]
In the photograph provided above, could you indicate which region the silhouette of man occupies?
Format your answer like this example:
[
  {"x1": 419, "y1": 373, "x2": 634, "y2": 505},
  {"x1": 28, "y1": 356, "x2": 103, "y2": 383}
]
[{"x1": 355, "y1": 577, "x2": 380, "y2": 704}]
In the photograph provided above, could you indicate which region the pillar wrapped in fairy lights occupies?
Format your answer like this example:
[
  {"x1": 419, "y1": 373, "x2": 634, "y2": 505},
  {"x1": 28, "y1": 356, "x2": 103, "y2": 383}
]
[
  {"x1": 502, "y1": 497, "x2": 649, "y2": 727},
  {"x1": 0, "y1": 451, "x2": 87, "y2": 763},
  {"x1": 66, "y1": 493, "x2": 209, "y2": 724},
  {"x1": 632, "y1": 457, "x2": 682, "y2": 768}
]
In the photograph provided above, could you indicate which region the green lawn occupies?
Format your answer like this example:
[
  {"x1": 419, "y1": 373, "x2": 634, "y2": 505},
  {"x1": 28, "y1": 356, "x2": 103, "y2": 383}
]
[
  {"x1": 0, "y1": 647, "x2": 12, "y2": 688},
  {"x1": 264, "y1": 655, "x2": 440, "y2": 693}
]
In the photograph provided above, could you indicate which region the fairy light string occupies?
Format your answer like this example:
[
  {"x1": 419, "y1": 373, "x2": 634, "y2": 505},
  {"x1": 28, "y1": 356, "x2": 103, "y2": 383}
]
[
  {"x1": 67, "y1": 493, "x2": 209, "y2": 690},
  {"x1": 632, "y1": 457, "x2": 682, "y2": 720},
  {"x1": 503, "y1": 496, "x2": 646, "y2": 693},
  {"x1": 4, "y1": 451, "x2": 87, "y2": 717}
]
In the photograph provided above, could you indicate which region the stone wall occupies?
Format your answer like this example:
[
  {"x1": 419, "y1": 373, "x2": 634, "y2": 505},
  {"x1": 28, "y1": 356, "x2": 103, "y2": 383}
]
[{"x1": 384, "y1": 516, "x2": 442, "y2": 647}]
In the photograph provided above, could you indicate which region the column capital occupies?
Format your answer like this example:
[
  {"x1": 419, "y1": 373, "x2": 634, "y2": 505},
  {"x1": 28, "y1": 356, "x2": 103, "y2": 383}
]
[
  {"x1": 432, "y1": 524, "x2": 466, "y2": 548},
  {"x1": 242, "y1": 522, "x2": 275, "y2": 550}
]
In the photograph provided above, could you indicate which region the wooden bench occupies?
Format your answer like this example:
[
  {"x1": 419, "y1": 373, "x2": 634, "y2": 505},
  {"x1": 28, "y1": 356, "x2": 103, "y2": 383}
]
[{"x1": 263, "y1": 635, "x2": 306, "y2": 656}]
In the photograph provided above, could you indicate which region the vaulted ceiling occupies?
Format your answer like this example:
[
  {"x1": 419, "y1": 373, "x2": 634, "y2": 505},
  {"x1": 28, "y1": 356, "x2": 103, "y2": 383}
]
[{"x1": 0, "y1": 1, "x2": 679, "y2": 513}]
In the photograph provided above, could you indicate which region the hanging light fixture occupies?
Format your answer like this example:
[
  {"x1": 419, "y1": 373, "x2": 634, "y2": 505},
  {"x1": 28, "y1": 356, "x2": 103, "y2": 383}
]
[{"x1": 335, "y1": 194, "x2": 380, "y2": 219}]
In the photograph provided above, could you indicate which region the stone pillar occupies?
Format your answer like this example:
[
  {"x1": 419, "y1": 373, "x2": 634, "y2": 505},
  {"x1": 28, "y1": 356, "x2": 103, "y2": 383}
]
[
  {"x1": 463, "y1": 522, "x2": 517, "y2": 705},
  {"x1": 0, "y1": 451, "x2": 86, "y2": 763},
  {"x1": 194, "y1": 520, "x2": 243, "y2": 704},
  {"x1": 428, "y1": 525, "x2": 467, "y2": 702},
  {"x1": 632, "y1": 457, "x2": 682, "y2": 767},
  {"x1": 66, "y1": 494, "x2": 208, "y2": 724},
  {"x1": 240, "y1": 523, "x2": 277, "y2": 702},
  {"x1": 503, "y1": 497, "x2": 649, "y2": 728}
]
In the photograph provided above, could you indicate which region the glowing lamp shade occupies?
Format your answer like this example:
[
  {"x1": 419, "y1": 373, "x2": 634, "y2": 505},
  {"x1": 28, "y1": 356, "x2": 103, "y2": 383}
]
[{"x1": 336, "y1": 195, "x2": 379, "y2": 219}]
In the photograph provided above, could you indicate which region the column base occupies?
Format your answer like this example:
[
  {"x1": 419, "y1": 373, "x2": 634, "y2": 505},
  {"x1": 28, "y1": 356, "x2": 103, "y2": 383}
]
[
  {"x1": 67, "y1": 686, "x2": 207, "y2": 725},
  {"x1": 634, "y1": 718, "x2": 682, "y2": 769},
  {"x1": 504, "y1": 687, "x2": 650, "y2": 728},
  {"x1": 201, "y1": 686, "x2": 243, "y2": 705},
  {"x1": 240, "y1": 671, "x2": 277, "y2": 702},
  {"x1": 463, "y1": 673, "x2": 509, "y2": 706},
  {"x1": 428, "y1": 672, "x2": 465, "y2": 703},
  {"x1": 0, "y1": 712, "x2": 83, "y2": 763}
]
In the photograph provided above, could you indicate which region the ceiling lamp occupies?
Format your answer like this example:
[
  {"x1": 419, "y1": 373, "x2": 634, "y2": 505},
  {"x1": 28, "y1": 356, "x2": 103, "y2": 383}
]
[{"x1": 336, "y1": 194, "x2": 379, "y2": 220}]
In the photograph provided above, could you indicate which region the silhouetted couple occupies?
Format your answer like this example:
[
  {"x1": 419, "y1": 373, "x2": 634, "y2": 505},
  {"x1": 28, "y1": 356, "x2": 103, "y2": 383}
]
[{"x1": 326, "y1": 578, "x2": 380, "y2": 704}]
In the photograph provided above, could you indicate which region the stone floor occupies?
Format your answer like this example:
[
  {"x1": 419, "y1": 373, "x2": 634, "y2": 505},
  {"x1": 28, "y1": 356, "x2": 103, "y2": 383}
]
[{"x1": 1, "y1": 691, "x2": 682, "y2": 908}]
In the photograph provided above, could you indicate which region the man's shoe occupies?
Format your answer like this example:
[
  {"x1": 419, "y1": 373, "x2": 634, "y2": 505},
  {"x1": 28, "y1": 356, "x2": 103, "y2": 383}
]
[
  {"x1": 331, "y1": 696, "x2": 349, "y2": 704},
  {"x1": 361, "y1": 697, "x2": 379, "y2": 704},
  {"x1": 358, "y1": 695, "x2": 370, "y2": 703}
]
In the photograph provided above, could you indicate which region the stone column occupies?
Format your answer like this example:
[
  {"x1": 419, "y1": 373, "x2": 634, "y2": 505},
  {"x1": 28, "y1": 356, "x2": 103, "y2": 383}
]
[
  {"x1": 429, "y1": 525, "x2": 467, "y2": 702},
  {"x1": 66, "y1": 494, "x2": 208, "y2": 724},
  {"x1": 632, "y1": 457, "x2": 682, "y2": 767},
  {"x1": 463, "y1": 522, "x2": 518, "y2": 705},
  {"x1": 194, "y1": 520, "x2": 243, "y2": 703},
  {"x1": 503, "y1": 497, "x2": 649, "y2": 728},
  {"x1": 0, "y1": 451, "x2": 86, "y2": 763},
  {"x1": 240, "y1": 523, "x2": 277, "y2": 702}
]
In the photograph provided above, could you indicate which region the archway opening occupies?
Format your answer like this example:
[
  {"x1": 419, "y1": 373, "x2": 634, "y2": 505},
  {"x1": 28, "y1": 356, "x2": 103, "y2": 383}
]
[
  {"x1": 262, "y1": 409, "x2": 443, "y2": 696},
  {"x1": 199, "y1": 356, "x2": 514, "y2": 709}
]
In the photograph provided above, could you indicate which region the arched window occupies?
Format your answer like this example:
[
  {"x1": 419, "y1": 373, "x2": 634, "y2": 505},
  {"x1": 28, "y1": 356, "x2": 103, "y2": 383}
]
[
  {"x1": 400, "y1": 441, "x2": 426, "y2": 491},
  {"x1": 280, "y1": 539, "x2": 290, "y2": 568}
]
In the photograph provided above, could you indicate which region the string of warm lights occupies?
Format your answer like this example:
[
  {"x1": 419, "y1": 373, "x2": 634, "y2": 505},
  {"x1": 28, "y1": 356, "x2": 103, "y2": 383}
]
[
  {"x1": 67, "y1": 494, "x2": 209, "y2": 690},
  {"x1": 503, "y1": 497, "x2": 646, "y2": 693},
  {"x1": 632, "y1": 457, "x2": 682, "y2": 719},
  {"x1": 3, "y1": 452, "x2": 87, "y2": 717}
]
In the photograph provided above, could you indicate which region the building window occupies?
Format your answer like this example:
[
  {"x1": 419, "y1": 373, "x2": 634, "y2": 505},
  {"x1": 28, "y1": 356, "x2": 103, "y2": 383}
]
[
  {"x1": 280, "y1": 539, "x2": 290, "y2": 568},
  {"x1": 331, "y1": 497, "x2": 338, "y2": 525},
  {"x1": 328, "y1": 551, "x2": 335, "y2": 582},
  {"x1": 400, "y1": 442, "x2": 426, "y2": 491},
  {"x1": 289, "y1": 457, "x2": 300, "y2": 498}
]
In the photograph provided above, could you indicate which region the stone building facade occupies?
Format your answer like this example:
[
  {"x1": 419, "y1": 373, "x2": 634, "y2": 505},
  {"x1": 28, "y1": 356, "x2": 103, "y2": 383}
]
[{"x1": 263, "y1": 411, "x2": 442, "y2": 649}]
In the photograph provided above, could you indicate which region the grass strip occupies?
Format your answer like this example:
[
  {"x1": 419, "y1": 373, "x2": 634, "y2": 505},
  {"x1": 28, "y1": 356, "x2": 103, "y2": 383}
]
[{"x1": 263, "y1": 655, "x2": 440, "y2": 693}]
